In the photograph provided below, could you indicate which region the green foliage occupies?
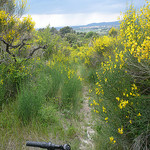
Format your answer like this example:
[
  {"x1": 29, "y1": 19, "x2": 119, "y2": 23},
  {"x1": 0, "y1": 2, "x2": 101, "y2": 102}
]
[
  {"x1": 59, "y1": 26, "x2": 75, "y2": 37},
  {"x1": 0, "y1": 61, "x2": 32, "y2": 108},
  {"x1": 50, "y1": 27, "x2": 58, "y2": 35},
  {"x1": 0, "y1": 83, "x2": 5, "y2": 108},
  {"x1": 66, "y1": 125, "x2": 77, "y2": 139},
  {"x1": 45, "y1": 64, "x2": 62, "y2": 98},
  {"x1": 61, "y1": 74, "x2": 82, "y2": 111},
  {"x1": 38, "y1": 104, "x2": 59, "y2": 126},
  {"x1": 0, "y1": 0, "x2": 27, "y2": 16},
  {"x1": 85, "y1": 31, "x2": 99, "y2": 39},
  {"x1": 17, "y1": 72, "x2": 51, "y2": 123},
  {"x1": 64, "y1": 33, "x2": 77, "y2": 46},
  {"x1": 0, "y1": 1, "x2": 149, "y2": 150},
  {"x1": 87, "y1": 68, "x2": 98, "y2": 84},
  {"x1": 109, "y1": 27, "x2": 118, "y2": 37}
]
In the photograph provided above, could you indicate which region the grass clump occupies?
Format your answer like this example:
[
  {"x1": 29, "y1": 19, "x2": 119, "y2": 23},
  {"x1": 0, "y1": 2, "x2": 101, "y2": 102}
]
[
  {"x1": 38, "y1": 104, "x2": 59, "y2": 126},
  {"x1": 61, "y1": 73, "x2": 82, "y2": 112},
  {"x1": 17, "y1": 72, "x2": 51, "y2": 123}
]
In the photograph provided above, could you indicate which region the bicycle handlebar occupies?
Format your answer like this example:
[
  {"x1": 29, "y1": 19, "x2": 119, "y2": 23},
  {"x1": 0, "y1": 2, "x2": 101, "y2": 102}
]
[{"x1": 26, "y1": 141, "x2": 71, "y2": 150}]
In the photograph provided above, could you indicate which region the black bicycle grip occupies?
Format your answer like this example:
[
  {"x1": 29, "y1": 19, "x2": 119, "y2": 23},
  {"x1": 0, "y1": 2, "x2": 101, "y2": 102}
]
[
  {"x1": 26, "y1": 141, "x2": 52, "y2": 148},
  {"x1": 26, "y1": 141, "x2": 71, "y2": 150}
]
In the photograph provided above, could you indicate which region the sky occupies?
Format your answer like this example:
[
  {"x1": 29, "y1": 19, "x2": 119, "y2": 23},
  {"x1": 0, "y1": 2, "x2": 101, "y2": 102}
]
[{"x1": 24, "y1": 0, "x2": 147, "y2": 28}]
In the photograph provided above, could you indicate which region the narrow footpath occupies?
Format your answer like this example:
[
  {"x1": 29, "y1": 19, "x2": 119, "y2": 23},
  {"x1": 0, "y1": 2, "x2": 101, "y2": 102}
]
[{"x1": 79, "y1": 85, "x2": 95, "y2": 150}]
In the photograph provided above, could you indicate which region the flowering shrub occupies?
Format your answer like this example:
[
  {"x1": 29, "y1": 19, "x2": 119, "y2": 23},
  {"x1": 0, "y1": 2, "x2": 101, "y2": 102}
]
[{"x1": 89, "y1": 1, "x2": 150, "y2": 149}]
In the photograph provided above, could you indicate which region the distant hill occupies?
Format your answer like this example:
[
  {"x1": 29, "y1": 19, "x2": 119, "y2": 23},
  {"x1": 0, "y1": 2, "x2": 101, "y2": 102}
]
[
  {"x1": 86, "y1": 21, "x2": 120, "y2": 27},
  {"x1": 56, "y1": 21, "x2": 120, "y2": 30}
]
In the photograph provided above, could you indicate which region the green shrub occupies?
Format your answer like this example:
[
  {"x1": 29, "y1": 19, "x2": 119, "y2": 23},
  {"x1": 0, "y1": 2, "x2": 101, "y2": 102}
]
[
  {"x1": 17, "y1": 84, "x2": 43, "y2": 123},
  {"x1": 45, "y1": 64, "x2": 63, "y2": 98},
  {"x1": 61, "y1": 74, "x2": 82, "y2": 111},
  {"x1": 0, "y1": 83, "x2": 5, "y2": 109},
  {"x1": 38, "y1": 104, "x2": 59, "y2": 126},
  {"x1": 0, "y1": 61, "x2": 33, "y2": 108},
  {"x1": 91, "y1": 58, "x2": 150, "y2": 149},
  {"x1": 17, "y1": 72, "x2": 51, "y2": 123},
  {"x1": 87, "y1": 68, "x2": 98, "y2": 84}
]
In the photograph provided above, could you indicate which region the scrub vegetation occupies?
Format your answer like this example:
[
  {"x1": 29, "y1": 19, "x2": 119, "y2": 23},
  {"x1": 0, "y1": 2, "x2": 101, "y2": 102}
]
[{"x1": 0, "y1": 0, "x2": 149, "y2": 149}]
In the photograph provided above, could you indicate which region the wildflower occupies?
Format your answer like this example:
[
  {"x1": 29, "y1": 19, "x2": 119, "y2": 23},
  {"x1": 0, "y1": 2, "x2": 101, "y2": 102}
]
[
  {"x1": 37, "y1": 57, "x2": 40, "y2": 61},
  {"x1": 109, "y1": 136, "x2": 116, "y2": 144},
  {"x1": 105, "y1": 78, "x2": 108, "y2": 82},
  {"x1": 116, "y1": 97, "x2": 120, "y2": 101},
  {"x1": 105, "y1": 117, "x2": 108, "y2": 122},
  {"x1": 123, "y1": 92, "x2": 126, "y2": 96},
  {"x1": 89, "y1": 89, "x2": 92, "y2": 93},
  {"x1": 102, "y1": 106, "x2": 107, "y2": 113},
  {"x1": 118, "y1": 127, "x2": 123, "y2": 134},
  {"x1": 0, "y1": 79, "x2": 3, "y2": 85},
  {"x1": 109, "y1": 136, "x2": 114, "y2": 142},
  {"x1": 129, "y1": 120, "x2": 132, "y2": 124},
  {"x1": 137, "y1": 113, "x2": 141, "y2": 116},
  {"x1": 96, "y1": 110, "x2": 99, "y2": 113},
  {"x1": 118, "y1": 100, "x2": 128, "y2": 109},
  {"x1": 113, "y1": 140, "x2": 116, "y2": 144},
  {"x1": 78, "y1": 76, "x2": 83, "y2": 81}
]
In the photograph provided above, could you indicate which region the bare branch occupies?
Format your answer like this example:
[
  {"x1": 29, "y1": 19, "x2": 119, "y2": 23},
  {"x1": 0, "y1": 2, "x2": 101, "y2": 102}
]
[
  {"x1": 29, "y1": 45, "x2": 47, "y2": 57},
  {"x1": 6, "y1": 44, "x2": 17, "y2": 62},
  {"x1": 22, "y1": 45, "x2": 47, "y2": 62},
  {"x1": 0, "y1": 37, "x2": 29, "y2": 49},
  {"x1": 0, "y1": 37, "x2": 47, "y2": 63}
]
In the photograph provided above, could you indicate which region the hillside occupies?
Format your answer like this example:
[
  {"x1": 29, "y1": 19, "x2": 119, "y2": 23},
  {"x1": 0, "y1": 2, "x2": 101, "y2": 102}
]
[{"x1": 55, "y1": 21, "x2": 120, "y2": 35}]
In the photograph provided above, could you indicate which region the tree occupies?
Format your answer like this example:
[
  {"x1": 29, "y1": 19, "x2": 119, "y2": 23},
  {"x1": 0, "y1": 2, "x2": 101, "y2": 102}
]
[
  {"x1": 64, "y1": 33, "x2": 77, "y2": 46},
  {"x1": 59, "y1": 26, "x2": 74, "y2": 37},
  {"x1": 0, "y1": 0, "x2": 27, "y2": 16},
  {"x1": 50, "y1": 27, "x2": 58, "y2": 35},
  {"x1": 0, "y1": 0, "x2": 46, "y2": 64},
  {"x1": 85, "y1": 31, "x2": 99, "y2": 39}
]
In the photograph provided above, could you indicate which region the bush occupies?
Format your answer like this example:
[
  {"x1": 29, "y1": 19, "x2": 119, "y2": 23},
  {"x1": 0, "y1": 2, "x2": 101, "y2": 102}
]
[
  {"x1": 90, "y1": 2, "x2": 150, "y2": 149},
  {"x1": 61, "y1": 72, "x2": 82, "y2": 111},
  {"x1": 46, "y1": 65, "x2": 63, "y2": 98},
  {"x1": 17, "y1": 72, "x2": 51, "y2": 123}
]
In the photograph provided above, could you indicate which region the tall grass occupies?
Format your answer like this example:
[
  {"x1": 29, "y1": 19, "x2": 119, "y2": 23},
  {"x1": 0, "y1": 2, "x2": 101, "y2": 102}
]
[
  {"x1": 45, "y1": 64, "x2": 63, "y2": 98},
  {"x1": 17, "y1": 72, "x2": 51, "y2": 123},
  {"x1": 61, "y1": 74, "x2": 82, "y2": 111}
]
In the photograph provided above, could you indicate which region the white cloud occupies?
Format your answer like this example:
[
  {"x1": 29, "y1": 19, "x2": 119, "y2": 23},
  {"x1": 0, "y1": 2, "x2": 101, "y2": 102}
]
[{"x1": 23, "y1": 13, "x2": 120, "y2": 28}]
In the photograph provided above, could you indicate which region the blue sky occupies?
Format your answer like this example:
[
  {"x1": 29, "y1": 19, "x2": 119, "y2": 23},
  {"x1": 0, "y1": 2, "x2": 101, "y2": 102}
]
[{"x1": 24, "y1": 0, "x2": 147, "y2": 28}]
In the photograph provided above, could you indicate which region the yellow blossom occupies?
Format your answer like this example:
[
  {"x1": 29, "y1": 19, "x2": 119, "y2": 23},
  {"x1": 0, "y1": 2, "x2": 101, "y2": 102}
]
[
  {"x1": 118, "y1": 127, "x2": 123, "y2": 134},
  {"x1": 109, "y1": 136, "x2": 114, "y2": 142},
  {"x1": 105, "y1": 117, "x2": 108, "y2": 122},
  {"x1": 137, "y1": 113, "x2": 142, "y2": 116},
  {"x1": 129, "y1": 120, "x2": 132, "y2": 124},
  {"x1": 0, "y1": 79, "x2": 3, "y2": 85},
  {"x1": 116, "y1": 97, "x2": 120, "y2": 101},
  {"x1": 102, "y1": 106, "x2": 107, "y2": 113}
]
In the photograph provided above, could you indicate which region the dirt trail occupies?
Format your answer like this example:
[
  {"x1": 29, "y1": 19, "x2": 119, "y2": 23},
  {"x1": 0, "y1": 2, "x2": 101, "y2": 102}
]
[{"x1": 79, "y1": 85, "x2": 95, "y2": 150}]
